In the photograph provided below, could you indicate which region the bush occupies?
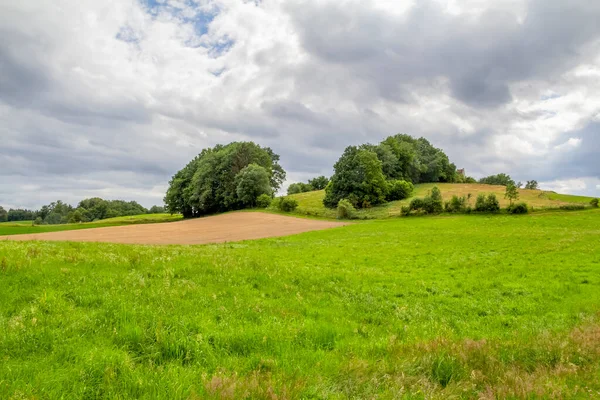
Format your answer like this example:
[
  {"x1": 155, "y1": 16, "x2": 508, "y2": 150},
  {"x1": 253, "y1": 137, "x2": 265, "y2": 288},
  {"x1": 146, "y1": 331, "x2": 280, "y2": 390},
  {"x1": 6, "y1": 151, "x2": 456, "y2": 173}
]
[
  {"x1": 559, "y1": 204, "x2": 586, "y2": 211},
  {"x1": 409, "y1": 198, "x2": 425, "y2": 211},
  {"x1": 33, "y1": 217, "x2": 43, "y2": 226},
  {"x1": 276, "y1": 197, "x2": 298, "y2": 212},
  {"x1": 401, "y1": 206, "x2": 411, "y2": 216},
  {"x1": 508, "y1": 202, "x2": 529, "y2": 214},
  {"x1": 336, "y1": 199, "x2": 357, "y2": 220},
  {"x1": 475, "y1": 194, "x2": 486, "y2": 212},
  {"x1": 256, "y1": 194, "x2": 272, "y2": 208},
  {"x1": 485, "y1": 194, "x2": 501, "y2": 213},
  {"x1": 591, "y1": 198, "x2": 599, "y2": 208},
  {"x1": 475, "y1": 193, "x2": 500, "y2": 213},
  {"x1": 386, "y1": 180, "x2": 414, "y2": 201},
  {"x1": 445, "y1": 195, "x2": 467, "y2": 213},
  {"x1": 423, "y1": 187, "x2": 443, "y2": 214},
  {"x1": 406, "y1": 188, "x2": 443, "y2": 215},
  {"x1": 423, "y1": 196, "x2": 443, "y2": 214}
]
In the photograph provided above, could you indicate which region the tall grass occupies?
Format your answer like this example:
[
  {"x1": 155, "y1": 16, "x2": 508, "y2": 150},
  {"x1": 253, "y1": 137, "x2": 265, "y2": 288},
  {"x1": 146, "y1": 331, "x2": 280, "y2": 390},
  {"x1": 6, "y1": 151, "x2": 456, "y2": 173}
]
[{"x1": 1, "y1": 210, "x2": 600, "y2": 398}]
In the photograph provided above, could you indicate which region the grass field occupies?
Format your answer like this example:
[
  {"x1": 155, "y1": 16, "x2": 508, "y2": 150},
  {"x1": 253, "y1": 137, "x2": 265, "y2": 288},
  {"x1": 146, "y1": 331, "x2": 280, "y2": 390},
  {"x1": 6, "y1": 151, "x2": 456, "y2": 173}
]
[
  {"x1": 0, "y1": 214, "x2": 182, "y2": 236},
  {"x1": 284, "y1": 184, "x2": 596, "y2": 219},
  {"x1": 1, "y1": 209, "x2": 600, "y2": 398}
]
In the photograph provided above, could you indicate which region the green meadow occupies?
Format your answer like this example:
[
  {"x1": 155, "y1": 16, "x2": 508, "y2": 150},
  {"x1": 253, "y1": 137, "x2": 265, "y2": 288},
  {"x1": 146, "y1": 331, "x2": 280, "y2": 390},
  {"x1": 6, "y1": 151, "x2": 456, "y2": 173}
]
[
  {"x1": 282, "y1": 183, "x2": 595, "y2": 220},
  {"x1": 0, "y1": 214, "x2": 182, "y2": 236},
  {"x1": 1, "y1": 209, "x2": 600, "y2": 399}
]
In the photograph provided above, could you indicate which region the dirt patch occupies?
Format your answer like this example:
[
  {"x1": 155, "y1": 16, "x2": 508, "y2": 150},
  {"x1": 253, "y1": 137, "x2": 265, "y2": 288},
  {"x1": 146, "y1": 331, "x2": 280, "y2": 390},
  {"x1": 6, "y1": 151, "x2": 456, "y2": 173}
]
[{"x1": 0, "y1": 213, "x2": 346, "y2": 245}]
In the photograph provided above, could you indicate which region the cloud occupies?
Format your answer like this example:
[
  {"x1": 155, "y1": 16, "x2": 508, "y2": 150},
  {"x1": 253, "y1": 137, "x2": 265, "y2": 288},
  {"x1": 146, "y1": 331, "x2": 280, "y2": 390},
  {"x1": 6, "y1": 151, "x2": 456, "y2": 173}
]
[{"x1": 1, "y1": 0, "x2": 600, "y2": 209}]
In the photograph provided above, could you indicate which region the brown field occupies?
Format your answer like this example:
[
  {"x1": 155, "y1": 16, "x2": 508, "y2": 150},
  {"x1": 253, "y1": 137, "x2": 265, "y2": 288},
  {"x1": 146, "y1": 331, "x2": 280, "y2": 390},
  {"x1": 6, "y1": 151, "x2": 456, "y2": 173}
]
[{"x1": 0, "y1": 212, "x2": 346, "y2": 245}]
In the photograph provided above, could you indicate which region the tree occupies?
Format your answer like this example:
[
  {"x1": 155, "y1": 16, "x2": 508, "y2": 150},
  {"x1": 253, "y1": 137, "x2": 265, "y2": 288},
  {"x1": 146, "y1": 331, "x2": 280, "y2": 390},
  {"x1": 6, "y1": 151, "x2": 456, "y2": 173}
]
[
  {"x1": 323, "y1": 146, "x2": 388, "y2": 208},
  {"x1": 479, "y1": 174, "x2": 515, "y2": 187},
  {"x1": 148, "y1": 205, "x2": 165, "y2": 214},
  {"x1": 164, "y1": 142, "x2": 286, "y2": 217},
  {"x1": 376, "y1": 135, "x2": 457, "y2": 183},
  {"x1": 235, "y1": 164, "x2": 272, "y2": 207},
  {"x1": 505, "y1": 183, "x2": 519, "y2": 206},
  {"x1": 69, "y1": 209, "x2": 84, "y2": 223},
  {"x1": 0, "y1": 206, "x2": 7, "y2": 222},
  {"x1": 287, "y1": 182, "x2": 313, "y2": 195},
  {"x1": 308, "y1": 176, "x2": 329, "y2": 190},
  {"x1": 525, "y1": 180, "x2": 539, "y2": 190}
]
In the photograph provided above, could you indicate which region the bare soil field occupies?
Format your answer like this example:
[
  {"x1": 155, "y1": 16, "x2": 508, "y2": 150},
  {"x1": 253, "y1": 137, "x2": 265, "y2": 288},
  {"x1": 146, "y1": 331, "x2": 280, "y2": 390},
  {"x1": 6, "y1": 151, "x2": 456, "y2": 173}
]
[{"x1": 0, "y1": 212, "x2": 346, "y2": 245}]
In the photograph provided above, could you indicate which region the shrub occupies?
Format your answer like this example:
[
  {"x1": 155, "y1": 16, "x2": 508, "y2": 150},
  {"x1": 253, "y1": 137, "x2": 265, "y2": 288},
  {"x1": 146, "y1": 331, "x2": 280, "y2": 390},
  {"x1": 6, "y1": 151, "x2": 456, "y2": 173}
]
[
  {"x1": 409, "y1": 198, "x2": 425, "y2": 211},
  {"x1": 33, "y1": 217, "x2": 43, "y2": 226},
  {"x1": 406, "y1": 189, "x2": 443, "y2": 215},
  {"x1": 508, "y1": 202, "x2": 529, "y2": 214},
  {"x1": 445, "y1": 195, "x2": 467, "y2": 213},
  {"x1": 423, "y1": 187, "x2": 444, "y2": 214},
  {"x1": 256, "y1": 194, "x2": 272, "y2": 208},
  {"x1": 559, "y1": 204, "x2": 586, "y2": 211},
  {"x1": 475, "y1": 194, "x2": 487, "y2": 212},
  {"x1": 591, "y1": 198, "x2": 599, "y2": 208},
  {"x1": 474, "y1": 193, "x2": 500, "y2": 213},
  {"x1": 401, "y1": 206, "x2": 411, "y2": 216},
  {"x1": 386, "y1": 180, "x2": 414, "y2": 201},
  {"x1": 336, "y1": 199, "x2": 357, "y2": 220},
  {"x1": 485, "y1": 194, "x2": 501, "y2": 213},
  {"x1": 276, "y1": 197, "x2": 298, "y2": 212}
]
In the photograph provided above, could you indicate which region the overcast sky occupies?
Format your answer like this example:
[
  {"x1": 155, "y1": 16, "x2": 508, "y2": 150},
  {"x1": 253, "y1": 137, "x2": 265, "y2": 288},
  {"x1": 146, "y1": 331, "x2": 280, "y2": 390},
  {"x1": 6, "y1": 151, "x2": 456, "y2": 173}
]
[{"x1": 1, "y1": 0, "x2": 599, "y2": 209}]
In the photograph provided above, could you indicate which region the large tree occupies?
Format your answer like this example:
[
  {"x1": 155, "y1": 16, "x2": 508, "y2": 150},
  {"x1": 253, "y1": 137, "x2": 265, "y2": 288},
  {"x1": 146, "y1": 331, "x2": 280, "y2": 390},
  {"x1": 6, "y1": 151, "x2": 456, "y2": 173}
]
[
  {"x1": 0, "y1": 206, "x2": 7, "y2": 222},
  {"x1": 235, "y1": 164, "x2": 272, "y2": 207},
  {"x1": 324, "y1": 146, "x2": 388, "y2": 208},
  {"x1": 164, "y1": 142, "x2": 286, "y2": 217},
  {"x1": 375, "y1": 134, "x2": 457, "y2": 183}
]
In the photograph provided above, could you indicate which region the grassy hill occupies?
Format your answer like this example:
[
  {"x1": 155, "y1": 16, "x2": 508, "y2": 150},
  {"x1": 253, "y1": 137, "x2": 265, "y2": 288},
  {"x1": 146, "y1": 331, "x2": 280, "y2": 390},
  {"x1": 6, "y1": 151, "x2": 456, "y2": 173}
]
[
  {"x1": 0, "y1": 214, "x2": 182, "y2": 236},
  {"x1": 1, "y1": 210, "x2": 599, "y2": 398},
  {"x1": 283, "y1": 183, "x2": 596, "y2": 219}
]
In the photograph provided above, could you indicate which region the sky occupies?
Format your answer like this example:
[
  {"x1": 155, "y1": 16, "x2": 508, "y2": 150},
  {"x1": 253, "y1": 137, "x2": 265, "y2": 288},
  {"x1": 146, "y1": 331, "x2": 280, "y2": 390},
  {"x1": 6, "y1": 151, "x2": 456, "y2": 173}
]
[{"x1": 1, "y1": 0, "x2": 599, "y2": 209}]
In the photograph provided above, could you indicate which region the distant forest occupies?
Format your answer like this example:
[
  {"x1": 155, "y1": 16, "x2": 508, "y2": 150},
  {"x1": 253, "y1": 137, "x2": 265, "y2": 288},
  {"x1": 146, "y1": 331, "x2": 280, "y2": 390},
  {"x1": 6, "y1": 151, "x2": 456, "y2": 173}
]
[{"x1": 0, "y1": 198, "x2": 165, "y2": 225}]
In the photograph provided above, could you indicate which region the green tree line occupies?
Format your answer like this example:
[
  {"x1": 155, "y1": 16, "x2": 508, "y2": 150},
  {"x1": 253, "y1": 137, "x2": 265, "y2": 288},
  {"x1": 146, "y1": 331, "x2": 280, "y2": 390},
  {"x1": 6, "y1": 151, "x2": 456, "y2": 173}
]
[{"x1": 0, "y1": 199, "x2": 165, "y2": 225}]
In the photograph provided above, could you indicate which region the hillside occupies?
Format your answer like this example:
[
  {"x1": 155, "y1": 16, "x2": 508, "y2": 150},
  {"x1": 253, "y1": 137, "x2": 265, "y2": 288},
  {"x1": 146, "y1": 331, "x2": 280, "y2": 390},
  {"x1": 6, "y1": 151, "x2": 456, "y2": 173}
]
[{"x1": 284, "y1": 183, "x2": 595, "y2": 219}]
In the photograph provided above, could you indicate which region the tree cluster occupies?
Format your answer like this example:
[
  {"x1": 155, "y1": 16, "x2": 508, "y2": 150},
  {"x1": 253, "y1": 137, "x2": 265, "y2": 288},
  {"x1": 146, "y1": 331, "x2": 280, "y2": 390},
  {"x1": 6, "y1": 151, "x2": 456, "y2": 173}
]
[
  {"x1": 479, "y1": 173, "x2": 515, "y2": 187},
  {"x1": 164, "y1": 142, "x2": 285, "y2": 217},
  {"x1": 287, "y1": 176, "x2": 330, "y2": 195},
  {"x1": 0, "y1": 198, "x2": 164, "y2": 225},
  {"x1": 324, "y1": 134, "x2": 457, "y2": 209}
]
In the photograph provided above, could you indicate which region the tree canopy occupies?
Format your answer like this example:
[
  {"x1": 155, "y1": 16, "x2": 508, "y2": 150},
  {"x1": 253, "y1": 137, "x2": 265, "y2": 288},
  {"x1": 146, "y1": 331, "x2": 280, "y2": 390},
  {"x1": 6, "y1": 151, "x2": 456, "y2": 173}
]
[
  {"x1": 324, "y1": 146, "x2": 388, "y2": 208},
  {"x1": 479, "y1": 173, "x2": 515, "y2": 187},
  {"x1": 324, "y1": 134, "x2": 458, "y2": 209},
  {"x1": 164, "y1": 142, "x2": 285, "y2": 217},
  {"x1": 376, "y1": 134, "x2": 457, "y2": 183}
]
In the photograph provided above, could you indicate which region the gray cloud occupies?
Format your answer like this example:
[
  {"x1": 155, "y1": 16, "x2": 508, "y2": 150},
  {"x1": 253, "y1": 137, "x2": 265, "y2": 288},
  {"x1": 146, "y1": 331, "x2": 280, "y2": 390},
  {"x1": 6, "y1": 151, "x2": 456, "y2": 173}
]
[
  {"x1": 1, "y1": 0, "x2": 600, "y2": 210},
  {"x1": 286, "y1": 0, "x2": 600, "y2": 108}
]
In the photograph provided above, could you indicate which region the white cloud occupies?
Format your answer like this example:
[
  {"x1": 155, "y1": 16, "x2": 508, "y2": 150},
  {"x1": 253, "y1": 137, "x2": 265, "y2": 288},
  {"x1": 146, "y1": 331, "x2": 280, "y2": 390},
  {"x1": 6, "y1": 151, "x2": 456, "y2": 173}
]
[{"x1": 1, "y1": 0, "x2": 600, "y2": 209}]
